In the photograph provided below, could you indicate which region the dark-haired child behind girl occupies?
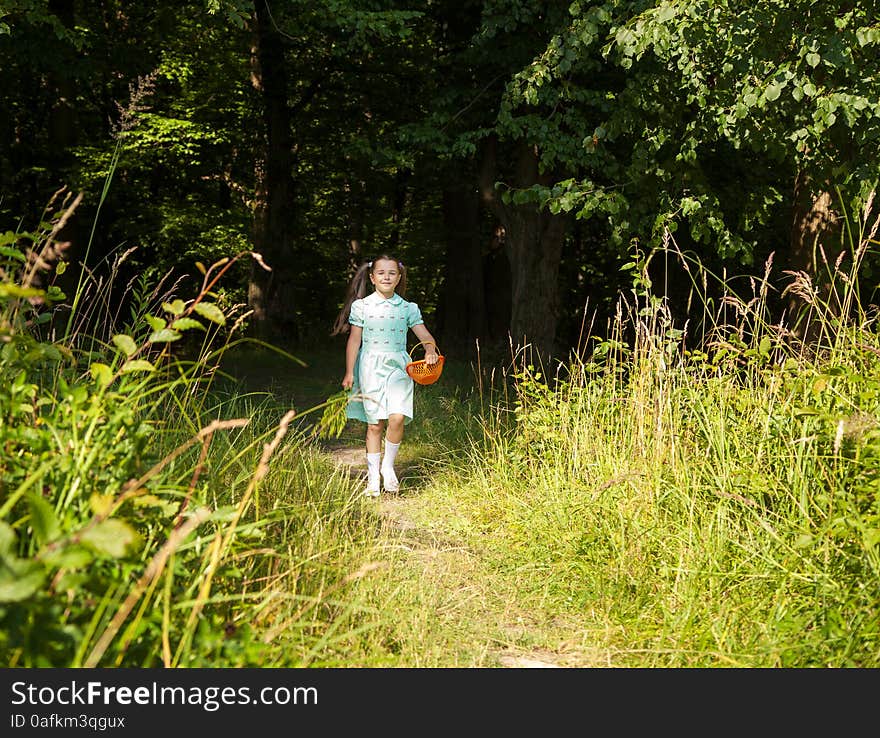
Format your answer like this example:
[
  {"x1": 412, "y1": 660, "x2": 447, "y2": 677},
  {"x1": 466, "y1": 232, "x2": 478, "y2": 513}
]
[{"x1": 331, "y1": 255, "x2": 439, "y2": 497}]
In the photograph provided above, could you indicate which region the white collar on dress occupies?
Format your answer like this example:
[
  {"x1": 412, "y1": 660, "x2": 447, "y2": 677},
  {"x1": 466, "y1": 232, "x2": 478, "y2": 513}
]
[{"x1": 364, "y1": 291, "x2": 403, "y2": 306}]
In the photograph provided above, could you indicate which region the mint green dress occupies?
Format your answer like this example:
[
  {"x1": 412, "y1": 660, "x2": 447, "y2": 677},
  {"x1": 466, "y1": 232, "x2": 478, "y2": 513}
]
[{"x1": 346, "y1": 291, "x2": 424, "y2": 425}]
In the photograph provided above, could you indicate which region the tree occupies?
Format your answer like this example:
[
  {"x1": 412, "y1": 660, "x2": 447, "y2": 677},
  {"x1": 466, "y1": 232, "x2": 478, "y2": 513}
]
[
  {"x1": 508, "y1": 0, "x2": 880, "y2": 320},
  {"x1": 233, "y1": 1, "x2": 429, "y2": 342},
  {"x1": 403, "y1": 0, "x2": 579, "y2": 360},
  {"x1": 0, "y1": 0, "x2": 257, "y2": 314},
  {"x1": 248, "y1": 0, "x2": 298, "y2": 340}
]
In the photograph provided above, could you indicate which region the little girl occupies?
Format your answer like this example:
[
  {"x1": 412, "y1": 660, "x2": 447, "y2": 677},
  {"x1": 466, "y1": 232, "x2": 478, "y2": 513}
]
[{"x1": 331, "y1": 255, "x2": 439, "y2": 497}]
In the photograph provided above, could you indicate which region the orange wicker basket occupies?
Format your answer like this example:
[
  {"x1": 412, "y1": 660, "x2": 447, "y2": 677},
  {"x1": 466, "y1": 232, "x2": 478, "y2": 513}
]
[{"x1": 405, "y1": 341, "x2": 445, "y2": 385}]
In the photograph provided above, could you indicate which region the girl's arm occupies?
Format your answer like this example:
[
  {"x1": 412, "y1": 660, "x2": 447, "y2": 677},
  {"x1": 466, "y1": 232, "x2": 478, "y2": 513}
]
[
  {"x1": 342, "y1": 325, "x2": 363, "y2": 389},
  {"x1": 411, "y1": 323, "x2": 439, "y2": 365}
]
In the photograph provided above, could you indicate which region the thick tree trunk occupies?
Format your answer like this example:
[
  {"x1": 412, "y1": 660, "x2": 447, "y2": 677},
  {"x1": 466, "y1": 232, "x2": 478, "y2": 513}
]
[
  {"x1": 479, "y1": 136, "x2": 568, "y2": 361},
  {"x1": 249, "y1": 3, "x2": 297, "y2": 341},
  {"x1": 504, "y1": 207, "x2": 566, "y2": 360},
  {"x1": 789, "y1": 172, "x2": 838, "y2": 277},
  {"x1": 437, "y1": 180, "x2": 487, "y2": 358},
  {"x1": 787, "y1": 170, "x2": 840, "y2": 340}
]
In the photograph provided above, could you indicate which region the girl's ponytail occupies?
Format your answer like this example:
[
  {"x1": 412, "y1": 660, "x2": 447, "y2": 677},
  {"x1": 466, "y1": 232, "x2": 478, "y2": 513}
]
[{"x1": 331, "y1": 262, "x2": 372, "y2": 335}]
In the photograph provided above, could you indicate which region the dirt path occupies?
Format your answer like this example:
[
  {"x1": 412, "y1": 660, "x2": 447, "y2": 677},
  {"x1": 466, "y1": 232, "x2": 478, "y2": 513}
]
[
  {"x1": 324, "y1": 443, "x2": 431, "y2": 537},
  {"x1": 223, "y1": 348, "x2": 589, "y2": 666},
  {"x1": 326, "y1": 444, "x2": 569, "y2": 668}
]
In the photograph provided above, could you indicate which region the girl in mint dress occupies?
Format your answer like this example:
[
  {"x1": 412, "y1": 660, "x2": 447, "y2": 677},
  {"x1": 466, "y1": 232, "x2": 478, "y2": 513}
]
[{"x1": 332, "y1": 255, "x2": 439, "y2": 497}]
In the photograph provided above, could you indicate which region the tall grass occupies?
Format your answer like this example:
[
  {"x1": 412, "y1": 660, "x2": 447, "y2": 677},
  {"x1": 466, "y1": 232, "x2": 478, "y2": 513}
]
[
  {"x1": 366, "y1": 192, "x2": 880, "y2": 667},
  {"x1": 5, "y1": 186, "x2": 879, "y2": 669},
  {"x1": 0, "y1": 193, "x2": 383, "y2": 667}
]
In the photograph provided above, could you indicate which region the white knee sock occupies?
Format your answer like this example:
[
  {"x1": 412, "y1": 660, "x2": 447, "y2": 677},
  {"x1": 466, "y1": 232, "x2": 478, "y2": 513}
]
[
  {"x1": 366, "y1": 452, "x2": 381, "y2": 491},
  {"x1": 381, "y1": 440, "x2": 400, "y2": 490}
]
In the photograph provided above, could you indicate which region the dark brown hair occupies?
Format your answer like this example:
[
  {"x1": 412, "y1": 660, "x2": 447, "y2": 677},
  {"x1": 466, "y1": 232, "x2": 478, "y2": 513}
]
[{"x1": 331, "y1": 255, "x2": 407, "y2": 335}]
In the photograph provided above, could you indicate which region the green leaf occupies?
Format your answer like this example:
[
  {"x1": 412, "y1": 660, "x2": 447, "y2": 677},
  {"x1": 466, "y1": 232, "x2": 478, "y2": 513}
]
[
  {"x1": 806, "y1": 52, "x2": 821, "y2": 67},
  {"x1": 144, "y1": 315, "x2": 166, "y2": 331},
  {"x1": 0, "y1": 284, "x2": 44, "y2": 299},
  {"x1": 89, "y1": 493, "x2": 115, "y2": 517},
  {"x1": 0, "y1": 522, "x2": 16, "y2": 556},
  {"x1": 162, "y1": 299, "x2": 187, "y2": 316},
  {"x1": 655, "y1": 6, "x2": 676, "y2": 22},
  {"x1": 193, "y1": 302, "x2": 226, "y2": 326},
  {"x1": 764, "y1": 83, "x2": 783, "y2": 102},
  {"x1": 171, "y1": 317, "x2": 205, "y2": 331},
  {"x1": 45, "y1": 285, "x2": 66, "y2": 302},
  {"x1": 40, "y1": 544, "x2": 93, "y2": 570},
  {"x1": 148, "y1": 328, "x2": 182, "y2": 343},
  {"x1": 0, "y1": 558, "x2": 45, "y2": 602},
  {"x1": 121, "y1": 359, "x2": 156, "y2": 374},
  {"x1": 28, "y1": 493, "x2": 60, "y2": 545},
  {"x1": 80, "y1": 519, "x2": 138, "y2": 558},
  {"x1": 90, "y1": 362, "x2": 113, "y2": 387},
  {"x1": 0, "y1": 245, "x2": 27, "y2": 262},
  {"x1": 132, "y1": 495, "x2": 178, "y2": 516},
  {"x1": 112, "y1": 334, "x2": 138, "y2": 356}
]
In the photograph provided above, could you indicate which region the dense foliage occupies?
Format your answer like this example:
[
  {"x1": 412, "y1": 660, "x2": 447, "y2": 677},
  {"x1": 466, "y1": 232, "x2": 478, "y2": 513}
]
[{"x1": 1, "y1": 1, "x2": 875, "y2": 359}]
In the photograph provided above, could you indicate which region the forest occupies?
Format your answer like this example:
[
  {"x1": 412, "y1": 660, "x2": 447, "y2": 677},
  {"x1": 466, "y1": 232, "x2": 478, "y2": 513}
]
[
  {"x1": 1, "y1": 1, "x2": 879, "y2": 669},
  {"x1": 4, "y1": 0, "x2": 877, "y2": 360}
]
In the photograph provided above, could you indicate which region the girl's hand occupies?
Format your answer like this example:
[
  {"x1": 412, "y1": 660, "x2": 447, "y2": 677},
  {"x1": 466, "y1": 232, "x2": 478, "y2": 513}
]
[
  {"x1": 425, "y1": 349, "x2": 438, "y2": 366},
  {"x1": 342, "y1": 372, "x2": 354, "y2": 390}
]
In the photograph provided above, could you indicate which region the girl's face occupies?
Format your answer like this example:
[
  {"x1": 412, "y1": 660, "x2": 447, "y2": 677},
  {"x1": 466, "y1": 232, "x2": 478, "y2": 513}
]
[{"x1": 369, "y1": 259, "x2": 401, "y2": 298}]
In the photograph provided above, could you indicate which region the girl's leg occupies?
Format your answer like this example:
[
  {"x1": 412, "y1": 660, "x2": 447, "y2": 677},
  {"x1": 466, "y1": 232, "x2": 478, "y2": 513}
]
[
  {"x1": 381, "y1": 414, "x2": 405, "y2": 492},
  {"x1": 385, "y1": 414, "x2": 404, "y2": 445},
  {"x1": 364, "y1": 421, "x2": 385, "y2": 496},
  {"x1": 366, "y1": 421, "x2": 385, "y2": 453}
]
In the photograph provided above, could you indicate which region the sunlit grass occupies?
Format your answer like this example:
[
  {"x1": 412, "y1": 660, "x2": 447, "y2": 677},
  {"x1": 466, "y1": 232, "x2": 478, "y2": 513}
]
[
  {"x1": 4, "y1": 189, "x2": 878, "y2": 668},
  {"x1": 337, "y1": 194, "x2": 880, "y2": 667}
]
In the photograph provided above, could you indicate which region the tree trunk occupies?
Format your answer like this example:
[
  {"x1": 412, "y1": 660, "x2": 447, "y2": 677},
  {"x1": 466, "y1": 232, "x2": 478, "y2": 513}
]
[
  {"x1": 504, "y1": 206, "x2": 566, "y2": 361},
  {"x1": 789, "y1": 172, "x2": 838, "y2": 277},
  {"x1": 47, "y1": 0, "x2": 76, "y2": 159},
  {"x1": 479, "y1": 136, "x2": 569, "y2": 362},
  {"x1": 786, "y1": 170, "x2": 840, "y2": 340},
  {"x1": 437, "y1": 178, "x2": 487, "y2": 358},
  {"x1": 483, "y1": 223, "x2": 511, "y2": 347},
  {"x1": 249, "y1": 3, "x2": 297, "y2": 341},
  {"x1": 345, "y1": 167, "x2": 366, "y2": 271},
  {"x1": 388, "y1": 167, "x2": 410, "y2": 253}
]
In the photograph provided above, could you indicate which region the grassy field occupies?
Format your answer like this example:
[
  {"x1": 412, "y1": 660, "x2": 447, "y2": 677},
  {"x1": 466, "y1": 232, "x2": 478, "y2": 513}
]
[
  {"x1": 215, "y1": 315, "x2": 880, "y2": 667},
  {"x1": 3, "y1": 203, "x2": 879, "y2": 668}
]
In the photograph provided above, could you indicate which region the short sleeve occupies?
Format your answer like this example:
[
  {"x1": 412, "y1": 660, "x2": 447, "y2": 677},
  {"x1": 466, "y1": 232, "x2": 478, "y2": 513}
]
[
  {"x1": 349, "y1": 299, "x2": 365, "y2": 327},
  {"x1": 406, "y1": 301, "x2": 424, "y2": 328}
]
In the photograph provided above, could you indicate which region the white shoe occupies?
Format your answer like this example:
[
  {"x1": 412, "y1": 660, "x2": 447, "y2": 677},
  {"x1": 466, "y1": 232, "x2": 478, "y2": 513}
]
[
  {"x1": 381, "y1": 466, "x2": 399, "y2": 493},
  {"x1": 363, "y1": 471, "x2": 381, "y2": 498}
]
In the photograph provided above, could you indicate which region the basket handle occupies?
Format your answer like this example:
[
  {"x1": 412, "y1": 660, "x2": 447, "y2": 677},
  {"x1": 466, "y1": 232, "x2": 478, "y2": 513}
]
[{"x1": 409, "y1": 340, "x2": 441, "y2": 357}]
